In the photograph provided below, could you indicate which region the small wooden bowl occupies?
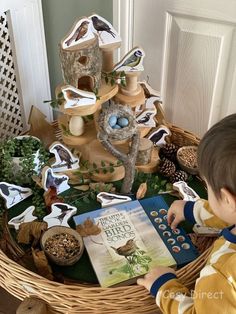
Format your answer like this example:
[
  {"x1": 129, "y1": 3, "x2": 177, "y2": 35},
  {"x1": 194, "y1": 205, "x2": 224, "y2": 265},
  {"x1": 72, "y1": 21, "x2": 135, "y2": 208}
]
[
  {"x1": 177, "y1": 145, "x2": 198, "y2": 175},
  {"x1": 41, "y1": 226, "x2": 84, "y2": 266}
]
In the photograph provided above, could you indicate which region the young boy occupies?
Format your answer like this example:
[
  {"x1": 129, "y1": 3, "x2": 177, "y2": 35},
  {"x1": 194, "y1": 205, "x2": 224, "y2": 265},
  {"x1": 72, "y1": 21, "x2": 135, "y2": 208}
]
[{"x1": 137, "y1": 114, "x2": 236, "y2": 313}]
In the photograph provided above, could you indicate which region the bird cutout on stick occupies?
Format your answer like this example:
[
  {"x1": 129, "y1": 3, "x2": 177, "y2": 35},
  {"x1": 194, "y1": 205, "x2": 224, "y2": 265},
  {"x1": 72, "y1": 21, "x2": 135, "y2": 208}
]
[
  {"x1": 89, "y1": 14, "x2": 121, "y2": 47},
  {"x1": 97, "y1": 192, "x2": 132, "y2": 208},
  {"x1": 0, "y1": 182, "x2": 32, "y2": 209},
  {"x1": 62, "y1": 18, "x2": 94, "y2": 49},
  {"x1": 113, "y1": 47, "x2": 145, "y2": 72},
  {"x1": 49, "y1": 141, "x2": 80, "y2": 172},
  {"x1": 173, "y1": 181, "x2": 200, "y2": 202},
  {"x1": 42, "y1": 167, "x2": 70, "y2": 194},
  {"x1": 43, "y1": 203, "x2": 77, "y2": 228},
  {"x1": 8, "y1": 206, "x2": 37, "y2": 230},
  {"x1": 62, "y1": 85, "x2": 96, "y2": 109},
  {"x1": 147, "y1": 125, "x2": 171, "y2": 147}
]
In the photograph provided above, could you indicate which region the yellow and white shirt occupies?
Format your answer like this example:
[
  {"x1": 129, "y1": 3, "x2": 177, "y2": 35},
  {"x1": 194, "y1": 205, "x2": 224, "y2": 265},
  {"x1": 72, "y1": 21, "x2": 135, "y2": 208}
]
[{"x1": 150, "y1": 199, "x2": 236, "y2": 314}]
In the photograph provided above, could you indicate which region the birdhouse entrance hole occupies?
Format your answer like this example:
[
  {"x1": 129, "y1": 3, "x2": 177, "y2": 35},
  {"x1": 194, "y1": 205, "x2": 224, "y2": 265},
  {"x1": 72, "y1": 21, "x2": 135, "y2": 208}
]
[
  {"x1": 78, "y1": 56, "x2": 88, "y2": 65},
  {"x1": 77, "y1": 76, "x2": 94, "y2": 92}
]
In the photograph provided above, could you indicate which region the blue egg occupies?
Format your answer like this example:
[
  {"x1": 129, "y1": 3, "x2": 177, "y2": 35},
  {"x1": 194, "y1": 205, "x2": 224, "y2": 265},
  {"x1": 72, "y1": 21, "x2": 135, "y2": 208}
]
[
  {"x1": 117, "y1": 117, "x2": 129, "y2": 127},
  {"x1": 108, "y1": 115, "x2": 117, "y2": 127},
  {"x1": 113, "y1": 124, "x2": 121, "y2": 129}
]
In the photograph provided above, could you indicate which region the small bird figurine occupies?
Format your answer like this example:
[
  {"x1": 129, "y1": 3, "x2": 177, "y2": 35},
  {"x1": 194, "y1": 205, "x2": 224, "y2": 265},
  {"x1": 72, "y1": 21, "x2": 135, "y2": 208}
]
[
  {"x1": 111, "y1": 239, "x2": 138, "y2": 257},
  {"x1": 173, "y1": 181, "x2": 200, "y2": 202},
  {"x1": 148, "y1": 128, "x2": 170, "y2": 146},
  {"x1": 52, "y1": 145, "x2": 75, "y2": 168},
  {"x1": 65, "y1": 20, "x2": 90, "y2": 46},
  {"x1": 114, "y1": 49, "x2": 144, "y2": 72},
  {"x1": 0, "y1": 183, "x2": 32, "y2": 207},
  {"x1": 97, "y1": 192, "x2": 132, "y2": 207},
  {"x1": 98, "y1": 193, "x2": 129, "y2": 201},
  {"x1": 91, "y1": 16, "x2": 115, "y2": 38},
  {"x1": 43, "y1": 203, "x2": 77, "y2": 228},
  {"x1": 45, "y1": 169, "x2": 68, "y2": 190},
  {"x1": 137, "y1": 112, "x2": 152, "y2": 124},
  {"x1": 8, "y1": 206, "x2": 37, "y2": 230},
  {"x1": 65, "y1": 89, "x2": 95, "y2": 102}
]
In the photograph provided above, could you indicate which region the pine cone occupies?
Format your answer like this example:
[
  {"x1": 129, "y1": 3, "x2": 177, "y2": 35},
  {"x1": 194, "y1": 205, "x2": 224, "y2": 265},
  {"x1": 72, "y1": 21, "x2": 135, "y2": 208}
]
[
  {"x1": 158, "y1": 158, "x2": 176, "y2": 177},
  {"x1": 169, "y1": 170, "x2": 188, "y2": 183},
  {"x1": 159, "y1": 143, "x2": 179, "y2": 162}
]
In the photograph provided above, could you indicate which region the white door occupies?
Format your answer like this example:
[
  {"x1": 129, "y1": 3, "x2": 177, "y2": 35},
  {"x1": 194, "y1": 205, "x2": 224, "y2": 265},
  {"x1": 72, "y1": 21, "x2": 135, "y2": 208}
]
[
  {"x1": 113, "y1": 0, "x2": 236, "y2": 137},
  {"x1": 0, "y1": 0, "x2": 52, "y2": 137}
]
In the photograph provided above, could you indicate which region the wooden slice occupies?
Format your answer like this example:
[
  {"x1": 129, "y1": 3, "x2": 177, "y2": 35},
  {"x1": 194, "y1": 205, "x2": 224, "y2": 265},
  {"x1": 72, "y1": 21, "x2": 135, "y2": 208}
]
[
  {"x1": 113, "y1": 85, "x2": 145, "y2": 108},
  {"x1": 16, "y1": 297, "x2": 49, "y2": 314},
  {"x1": 136, "y1": 147, "x2": 160, "y2": 173},
  {"x1": 79, "y1": 139, "x2": 125, "y2": 182}
]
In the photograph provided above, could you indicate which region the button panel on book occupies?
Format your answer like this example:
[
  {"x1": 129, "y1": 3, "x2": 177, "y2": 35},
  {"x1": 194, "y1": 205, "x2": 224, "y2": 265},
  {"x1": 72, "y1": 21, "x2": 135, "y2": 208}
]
[{"x1": 140, "y1": 196, "x2": 199, "y2": 267}]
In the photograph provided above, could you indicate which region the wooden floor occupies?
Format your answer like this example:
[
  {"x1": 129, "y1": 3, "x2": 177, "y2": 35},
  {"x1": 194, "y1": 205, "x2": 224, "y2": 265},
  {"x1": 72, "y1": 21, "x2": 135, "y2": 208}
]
[{"x1": 0, "y1": 287, "x2": 21, "y2": 314}]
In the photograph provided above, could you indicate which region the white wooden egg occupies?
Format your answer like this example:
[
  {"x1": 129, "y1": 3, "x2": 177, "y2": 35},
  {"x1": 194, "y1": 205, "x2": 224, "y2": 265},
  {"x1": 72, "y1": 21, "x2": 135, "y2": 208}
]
[{"x1": 69, "y1": 115, "x2": 85, "y2": 136}]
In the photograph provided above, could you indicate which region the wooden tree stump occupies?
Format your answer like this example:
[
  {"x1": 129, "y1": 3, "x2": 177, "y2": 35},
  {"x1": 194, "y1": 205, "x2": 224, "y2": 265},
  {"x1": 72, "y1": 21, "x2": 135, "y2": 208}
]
[
  {"x1": 136, "y1": 138, "x2": 153, "y2": 165},
  {"x1": 98, "y1": 103, "x2": 140, "y2": 194},
  {"x1": 59, "y1": 37, "x2": 102, "y2": 91},
  {"x1": 16, "y1": 297, "x2": 49, "y2": 314}
]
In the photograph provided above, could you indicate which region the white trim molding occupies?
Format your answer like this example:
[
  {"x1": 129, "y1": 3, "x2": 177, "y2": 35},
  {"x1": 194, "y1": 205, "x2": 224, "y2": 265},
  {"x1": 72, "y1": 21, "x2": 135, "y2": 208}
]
[
  {"x1": 113, "y1": 0, "x2": 134, "y2": 61},
  {"x1": 1, "y1": 0, "x2": 52, "y2": 131}
]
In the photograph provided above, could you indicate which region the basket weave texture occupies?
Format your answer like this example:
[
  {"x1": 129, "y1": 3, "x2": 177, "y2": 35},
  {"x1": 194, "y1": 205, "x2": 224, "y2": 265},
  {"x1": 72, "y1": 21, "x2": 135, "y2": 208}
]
[{"x1": 0, "y1": 123, "x2": 213, "y2": 314}]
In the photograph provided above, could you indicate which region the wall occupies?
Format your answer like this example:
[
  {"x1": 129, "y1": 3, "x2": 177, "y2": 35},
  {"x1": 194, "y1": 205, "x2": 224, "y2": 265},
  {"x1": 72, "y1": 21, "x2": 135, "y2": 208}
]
[{"x1": 42, "y1": 0, "x2": 113, "y2": 96}]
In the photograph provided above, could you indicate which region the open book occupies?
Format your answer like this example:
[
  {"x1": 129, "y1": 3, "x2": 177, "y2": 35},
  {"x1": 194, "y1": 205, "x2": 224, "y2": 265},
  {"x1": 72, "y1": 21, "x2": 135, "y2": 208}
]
[{"x1": 74, "y1": 196, "x2": 198, "y2": 287}]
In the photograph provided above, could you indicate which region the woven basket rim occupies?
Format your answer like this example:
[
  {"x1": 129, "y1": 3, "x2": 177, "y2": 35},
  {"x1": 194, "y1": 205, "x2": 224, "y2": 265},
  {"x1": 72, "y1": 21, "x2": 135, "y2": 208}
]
[{"x1": 0, "y1": 123, "x2": 213, "y2": 314}]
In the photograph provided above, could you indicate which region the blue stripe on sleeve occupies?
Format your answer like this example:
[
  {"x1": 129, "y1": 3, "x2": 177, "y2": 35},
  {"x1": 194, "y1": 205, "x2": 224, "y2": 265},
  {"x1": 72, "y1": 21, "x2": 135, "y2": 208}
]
[
  {"x1": 183, "y1": 201, "x2": 196, "y2": 224},
  {"x1": 150, "y1": 273, "x2": 177, "y2": 297}
]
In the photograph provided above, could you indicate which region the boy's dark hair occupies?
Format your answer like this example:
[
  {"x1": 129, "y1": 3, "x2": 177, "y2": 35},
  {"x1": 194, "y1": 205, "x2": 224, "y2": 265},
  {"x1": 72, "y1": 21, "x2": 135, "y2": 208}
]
[{"x1": 198, "y1": 114, "x2": 236, "y2": 199}]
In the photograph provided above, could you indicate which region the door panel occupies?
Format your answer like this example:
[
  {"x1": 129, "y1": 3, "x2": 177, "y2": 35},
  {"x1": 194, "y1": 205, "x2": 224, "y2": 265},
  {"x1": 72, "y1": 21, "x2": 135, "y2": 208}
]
[{"x1": 114, "y1": 0, "x2": 236, "y2": 136}]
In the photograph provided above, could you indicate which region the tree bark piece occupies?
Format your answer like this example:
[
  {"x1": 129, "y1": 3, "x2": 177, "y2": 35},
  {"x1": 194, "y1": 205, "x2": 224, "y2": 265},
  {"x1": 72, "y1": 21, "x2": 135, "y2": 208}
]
[{"x1": 59, "y1": 37, "x2": 102, "y2": 91}]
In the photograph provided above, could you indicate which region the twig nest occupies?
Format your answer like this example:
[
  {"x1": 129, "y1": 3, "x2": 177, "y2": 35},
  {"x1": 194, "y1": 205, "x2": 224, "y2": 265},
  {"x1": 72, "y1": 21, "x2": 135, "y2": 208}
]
[{"x1": 98, "y1": 103, "x2": 137, "y2": 141}]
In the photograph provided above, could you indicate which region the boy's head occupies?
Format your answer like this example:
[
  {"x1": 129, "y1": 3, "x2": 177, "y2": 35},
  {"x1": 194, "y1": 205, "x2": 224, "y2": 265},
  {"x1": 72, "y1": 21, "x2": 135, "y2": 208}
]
[{"x1": 198, "y1": 114, "x2": 236, "y2": 222}]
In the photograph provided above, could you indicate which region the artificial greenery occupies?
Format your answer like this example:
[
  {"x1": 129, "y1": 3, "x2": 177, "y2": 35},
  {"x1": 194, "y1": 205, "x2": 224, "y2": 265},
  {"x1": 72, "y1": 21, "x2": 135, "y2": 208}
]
[
  {"x1": 0, "y1": 136, "x2": 50, "y2": 186},
  {"x1": 102, "y1": 70, "x2": 126, "y2": 87},
  {"x1": 44, "y1": 92, "x2": 64, "y2": 109},
  {"x1": 133, "y1": 172, "x2": 173, "y2": 196},
  {"x1": 31, "y1": 185, "x2": 48, "y2": 219},
  {"x1": 75, "y1": 159, "x2": 123, "y2": 183}
]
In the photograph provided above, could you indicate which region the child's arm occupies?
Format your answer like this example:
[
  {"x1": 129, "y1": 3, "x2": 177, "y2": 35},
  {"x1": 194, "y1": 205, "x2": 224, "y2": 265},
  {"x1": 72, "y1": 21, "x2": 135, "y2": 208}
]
[
  {"x1": 184, "y1": 199, "x2": 229, "y2": 228},
  {"x1": 138, "y1": 258, "x2": 236, "y2": 314},
  {"x1": 168, "y1": 199, "x2": 229, "y2": 230}
]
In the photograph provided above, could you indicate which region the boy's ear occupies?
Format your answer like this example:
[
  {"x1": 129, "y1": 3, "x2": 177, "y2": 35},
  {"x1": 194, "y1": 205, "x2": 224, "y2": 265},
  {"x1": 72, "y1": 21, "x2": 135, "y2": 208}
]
[{"x1": 220, "y1": 188, "x2": 236, "y2": 211}]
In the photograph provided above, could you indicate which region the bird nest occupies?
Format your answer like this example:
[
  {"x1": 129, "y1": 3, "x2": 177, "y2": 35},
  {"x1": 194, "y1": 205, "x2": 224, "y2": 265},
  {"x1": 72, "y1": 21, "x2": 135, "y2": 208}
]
[{"x1": 98, "y1": 103, "x2": 137, "y2": 141}]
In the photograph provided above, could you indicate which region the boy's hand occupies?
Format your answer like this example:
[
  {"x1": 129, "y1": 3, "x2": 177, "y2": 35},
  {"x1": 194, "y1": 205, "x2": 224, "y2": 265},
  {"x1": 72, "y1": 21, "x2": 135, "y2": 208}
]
[
  {"x1": 137, "y1": 267, "x2": 176, "y2": 292},
  {"x1": 167, "y1": 200, "x2": 186, "y2": 229}
]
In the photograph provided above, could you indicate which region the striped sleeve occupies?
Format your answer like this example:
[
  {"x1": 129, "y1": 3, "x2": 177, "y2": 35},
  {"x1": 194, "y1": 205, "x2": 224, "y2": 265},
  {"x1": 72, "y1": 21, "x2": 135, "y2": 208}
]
[
  {"x1": 184, "y1": 199, "x2": 229, "y2": 229},
  {"x1": 154, "y1": 239, "x2": 236, "y2": 313}
]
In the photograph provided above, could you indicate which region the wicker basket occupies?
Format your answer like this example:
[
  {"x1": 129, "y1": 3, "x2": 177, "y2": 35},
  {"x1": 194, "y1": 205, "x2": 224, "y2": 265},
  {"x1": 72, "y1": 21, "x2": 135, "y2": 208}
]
[{"x1": 0, "y1": 123, "x2": 214, "y2": 314}]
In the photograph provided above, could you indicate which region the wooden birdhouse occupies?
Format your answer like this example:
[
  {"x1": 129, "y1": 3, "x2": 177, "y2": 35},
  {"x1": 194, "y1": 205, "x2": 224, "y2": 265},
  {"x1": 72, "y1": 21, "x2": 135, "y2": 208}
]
[{"x1": 59, "y1": 18, "x2": 102, "y2": 92}]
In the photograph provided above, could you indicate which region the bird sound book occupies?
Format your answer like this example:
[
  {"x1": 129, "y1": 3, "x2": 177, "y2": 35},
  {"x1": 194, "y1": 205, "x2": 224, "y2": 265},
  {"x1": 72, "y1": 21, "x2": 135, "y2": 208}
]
[{"x1": 74, "y1": 196, "x2": 199, "y2": 287}]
